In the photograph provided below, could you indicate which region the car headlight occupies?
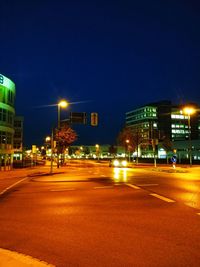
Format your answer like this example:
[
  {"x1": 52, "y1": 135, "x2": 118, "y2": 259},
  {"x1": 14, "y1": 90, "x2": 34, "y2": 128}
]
[
  {"x1": 113, "y1": 159, "x2": 119, "y2": 166},
  {"x1": 121, "y1": 160, "x2": 127, "y2": 167}
]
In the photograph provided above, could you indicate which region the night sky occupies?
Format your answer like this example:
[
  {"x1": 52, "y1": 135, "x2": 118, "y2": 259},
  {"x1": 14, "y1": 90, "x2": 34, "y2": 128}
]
[{"x1": 1, "y1": 0, "x2": 200, "y2": 147}]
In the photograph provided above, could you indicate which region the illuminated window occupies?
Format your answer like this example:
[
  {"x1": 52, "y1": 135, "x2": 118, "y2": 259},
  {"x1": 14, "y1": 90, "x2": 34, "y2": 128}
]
[
  {"x1": 0, "y1": 108, "x2": 6, "y2": 122},
  {"x1": 8, "y1": 111, "x2": 13, "y2": 125},
  {"x1": 171, "y1": 114, "x2": 186, "y2": 119}
]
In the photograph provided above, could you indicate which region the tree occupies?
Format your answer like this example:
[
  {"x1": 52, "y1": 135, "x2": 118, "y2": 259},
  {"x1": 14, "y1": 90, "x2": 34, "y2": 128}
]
[
  {"x1": 55, "y1": 125, "x2": 77, "y2": 167},
  {"x1": 161, "y1": 137, "x2": 173, "y2": 164},
  {"x1": 117, "y1": 127, "x2": 136, "y2": 161},
  {"x1": 109, "y1": 145, "x2": 117, "y2": 157},
  {"x1": 118, "y1": 127, "x2": 135, "y2": 148},
  {"x1": 118, "y1": 126, "x2": 147, "y2": 163}
]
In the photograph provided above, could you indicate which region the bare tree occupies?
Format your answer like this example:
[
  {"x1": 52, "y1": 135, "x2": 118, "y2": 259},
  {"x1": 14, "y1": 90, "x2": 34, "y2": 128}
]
[
  {"x1": 161, "y1": 137, "x2": 173, "y2": 164},
  {"x1": 118, "y1": 126, "x2": 145, "y2": 163}
]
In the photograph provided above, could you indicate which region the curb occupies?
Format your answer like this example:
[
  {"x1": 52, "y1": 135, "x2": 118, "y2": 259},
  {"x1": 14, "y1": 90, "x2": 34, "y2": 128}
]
[{"x1": 0, "y1": 248, "x2": 55, "y2": 267}]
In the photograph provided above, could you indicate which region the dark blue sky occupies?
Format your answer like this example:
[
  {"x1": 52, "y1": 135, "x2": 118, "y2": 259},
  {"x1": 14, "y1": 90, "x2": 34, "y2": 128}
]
[{"x1": 1, "y1": 0, "x2": 200, "y2": 147}]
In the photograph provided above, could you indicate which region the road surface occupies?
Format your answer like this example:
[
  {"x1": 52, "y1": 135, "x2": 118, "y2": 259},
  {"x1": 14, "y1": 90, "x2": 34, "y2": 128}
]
[{"x1": 0, "y1": 162, "x2": 200, "y2": 266}]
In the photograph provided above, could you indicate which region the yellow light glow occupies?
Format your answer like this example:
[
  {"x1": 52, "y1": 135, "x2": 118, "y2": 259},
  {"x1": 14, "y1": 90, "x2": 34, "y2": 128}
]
[
  {"x1": 46, "y1": 136, "x2": 51, "y2": 142},
  {"x1": 114, "y1": 168, "x2": 120, "y2": 180},
  {"x1": 113, "y1": 159, "x2": 119, "y2": 166},
  {"x1": 122, "y1": 160, "x2": 128, "y2": 167},
  {"x1": 123, "y1": 169, "x2": 127, "y2": 182},
  {"x1": 58, "y1": 100, "x2": 68, "y2": 108},
  {"x1": 183, "y1": 107, "x2": 195, "y2": 116}
]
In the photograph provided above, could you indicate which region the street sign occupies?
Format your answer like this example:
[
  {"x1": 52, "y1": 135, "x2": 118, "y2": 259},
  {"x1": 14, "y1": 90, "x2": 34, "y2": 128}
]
[
  {"x1": 91, "y1": 112, "x2": 98, "y2": 126},
  {"x1": 70, "y1": 112, "x2": 87, "y2": 124}
]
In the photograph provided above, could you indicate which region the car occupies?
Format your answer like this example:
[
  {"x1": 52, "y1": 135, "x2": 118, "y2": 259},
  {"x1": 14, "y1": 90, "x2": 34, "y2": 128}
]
[{"x1": 109, "y1": 158, "x2": 128, "y2": 167}]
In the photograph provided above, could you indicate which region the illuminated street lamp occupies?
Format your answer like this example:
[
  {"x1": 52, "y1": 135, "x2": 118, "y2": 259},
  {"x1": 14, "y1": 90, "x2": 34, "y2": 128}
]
[
  {"x1": 183, "y1": 107, "x2": 195, "y2": 167},
  {"x1": 95, "y1": 144, "x2": 100, "y2": 161},
  {"x1": 58, "y1": 100, "x2": 69, "y2": 128},
  {"x1": 45, "y1": 136, "x2": 51, "y2": 142},
  {"x1": 126, "y1": 139, "x2": 130, "y2": 162}
]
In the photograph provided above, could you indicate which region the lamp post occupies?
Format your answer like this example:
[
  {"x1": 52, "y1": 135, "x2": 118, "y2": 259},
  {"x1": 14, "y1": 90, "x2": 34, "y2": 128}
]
[
  {"x1": 58, "y1": 100, "x2": 68, "y2": 128},
  {"x1": 126, "y1": 139, "x2": 130, "y2": 162},
  {"x1": 183, "y1": 107, "x2": 195, "y2": 167},
  {"x1": 95, "y1": 144, "x2": 100, "y2": 161},
  {"x1": 57, "y1": 100, "x2": 68, "y2": 168}
]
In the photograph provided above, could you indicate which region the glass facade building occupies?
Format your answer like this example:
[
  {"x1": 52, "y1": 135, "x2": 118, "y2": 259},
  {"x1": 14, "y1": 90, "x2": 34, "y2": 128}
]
[
  {"x1": 126, "y1": 100, "x2": 200, "y2": 142},
  {"x1": 125, "y1": 100, "x2": 200, "y2": 159},
  {"x1": 126, "y1": 101, "x2": 172, "y2": 142},
  {"x1": 0, "y1": 73, "x2": 15, "y2": 170}
]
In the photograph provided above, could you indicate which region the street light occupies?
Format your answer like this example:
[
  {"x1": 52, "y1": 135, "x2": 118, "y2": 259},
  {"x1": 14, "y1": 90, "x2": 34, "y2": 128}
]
[
  {"x1": 57, "y1": 100, "x2": 69, "y2": 168},
  {"x1": 45, "y1": 136, "x2": 51, "y2": 142},
  {"x1": 95, "y1": 144, "x2": 100, "y2": 161},
  {"x1": 58, "y1": 100, "x2": 69, "y2": 128},
  {"x1": 126, "y1": 139, "x2": 130, "y2": 162},
  {"x1": 183, "y1": 107, "x2": 195, "y2": 167}
]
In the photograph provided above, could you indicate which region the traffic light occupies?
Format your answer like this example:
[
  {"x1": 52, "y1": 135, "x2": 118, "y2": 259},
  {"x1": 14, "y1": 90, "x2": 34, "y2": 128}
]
[{"x1": 91, "y1": 112, "x2": 98, "y2": 126}]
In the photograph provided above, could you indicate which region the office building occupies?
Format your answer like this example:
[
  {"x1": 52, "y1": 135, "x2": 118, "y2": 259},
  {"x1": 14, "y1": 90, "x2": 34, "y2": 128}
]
[
  {"x1": 0, "y1": 73, "x2": 15, "y2": 170},
  {"x1": 126, "y1": 100, "x2": 200, "y2": 160},
  {"x1": 13, "y1": 116, "x2": 24, "y2": 161}
]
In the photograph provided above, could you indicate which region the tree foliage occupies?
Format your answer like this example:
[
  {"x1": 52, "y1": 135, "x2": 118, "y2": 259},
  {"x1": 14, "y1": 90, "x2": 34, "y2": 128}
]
[
  {"x1": 161, "y1": 137, "x2": 173, "y2": 152},
  {"x1": 109, "y1": 145, "x2": 117, "y2": 156},
  {"x1": 55, "y1": 125, "x2": 77, "y2": 153},
  {"x1": 117, "y1": 126, "x2": 145, "y2": 151}
]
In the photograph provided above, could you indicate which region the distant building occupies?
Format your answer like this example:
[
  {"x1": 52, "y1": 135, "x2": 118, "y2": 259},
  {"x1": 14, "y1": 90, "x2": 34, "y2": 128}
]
[
  {"x1": 13, "y1": 116, "x2": 24, "y2": 161},
  {"x1": 0, "y1": 73, "x2": 15, "y2": 170},
  {"x1": 126, "y1": 101, "x2": 170, "y2": 142},
  {"x1": 125, "y1": 100, "x2": 200, "y2": 160}
]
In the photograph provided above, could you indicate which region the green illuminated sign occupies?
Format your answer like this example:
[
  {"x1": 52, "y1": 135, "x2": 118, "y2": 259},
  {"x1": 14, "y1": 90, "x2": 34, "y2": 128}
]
[
  {"x1": 0, "y1": 74, "x2": 15, "y2": 92},
  {"x1": 0, "y1": 75, "x2": 3, "y2": 84}
]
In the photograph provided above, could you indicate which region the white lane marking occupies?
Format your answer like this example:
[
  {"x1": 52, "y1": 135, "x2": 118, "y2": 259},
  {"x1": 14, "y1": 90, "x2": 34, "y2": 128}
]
[
  {"x1": 126, "y1": 183, "x2": 140, "y2": 190},
  {"x1": 50, "y1": 188, "x2": 75, "y2": 192},
  {"x1": 137, "y1": 184, "x2": 158, "y2": 187},
  {"x1": 94, "y1": 186, "x2": 113, "y2": 189},
  {"x1": 0, "y1": 178, "x2": 27, "y2": 196},
  {"x1": 150, "y1": 193, "x2": 175, "y2": 203}
]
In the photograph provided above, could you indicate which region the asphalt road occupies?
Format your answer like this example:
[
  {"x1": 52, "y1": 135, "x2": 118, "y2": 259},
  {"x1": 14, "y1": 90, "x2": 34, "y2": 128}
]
[{"x1": 0, "y1": 163, "x2": 200, "y2": 266}]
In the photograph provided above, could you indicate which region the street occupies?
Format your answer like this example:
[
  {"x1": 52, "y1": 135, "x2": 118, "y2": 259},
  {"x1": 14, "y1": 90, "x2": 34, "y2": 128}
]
[{"x1": 0, "y1": 162, "x2": 200, "y2": 266}]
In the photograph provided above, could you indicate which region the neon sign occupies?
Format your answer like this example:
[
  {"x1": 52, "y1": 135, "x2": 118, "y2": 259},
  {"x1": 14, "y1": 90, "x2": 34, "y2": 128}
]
[{"x1": 0, "y1": 74, "x2": 4, "y2": 85}]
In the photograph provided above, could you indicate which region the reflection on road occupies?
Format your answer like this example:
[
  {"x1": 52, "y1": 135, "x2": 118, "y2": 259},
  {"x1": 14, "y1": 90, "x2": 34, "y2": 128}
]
[
  {"x1": 113, "y1": 168, "x2": 128, "y2": 183},
  {"x1": 177, "y1": 181, "x2": 200, "y2": 208}
]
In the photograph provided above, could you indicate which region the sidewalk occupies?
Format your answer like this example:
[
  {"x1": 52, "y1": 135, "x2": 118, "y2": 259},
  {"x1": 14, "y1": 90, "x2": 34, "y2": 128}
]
[
  {"x1": 0, "y1": 166, "x2": 59, "y2": 266},
  {"x1": 0, "y1": 248, "x2": 54, "y2": 267}
]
